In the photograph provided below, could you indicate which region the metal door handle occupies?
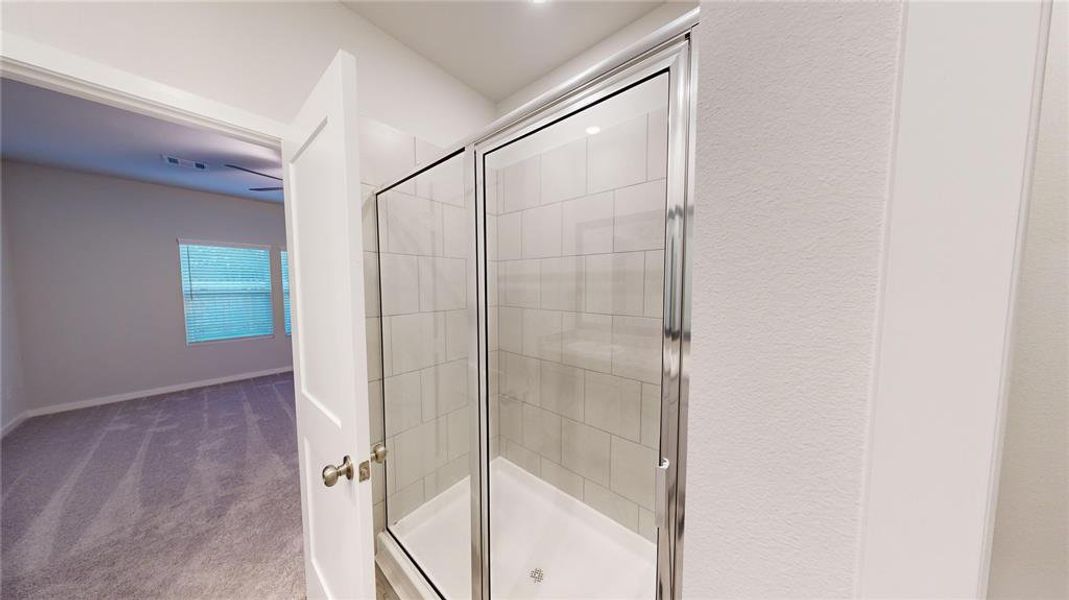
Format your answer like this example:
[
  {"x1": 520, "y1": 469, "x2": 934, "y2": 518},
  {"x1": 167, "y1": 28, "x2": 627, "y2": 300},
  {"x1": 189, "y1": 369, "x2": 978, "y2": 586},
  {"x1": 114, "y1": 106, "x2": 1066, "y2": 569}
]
[
  {"x1": 655, "y1": 457, "x2": 670, "y2": 528},
  {"x1": 322, "y1": 456, "x2": 354, "y2": 487},
  {"x1": 371, "y1": 443, "x2": 387, "y2": 464}
]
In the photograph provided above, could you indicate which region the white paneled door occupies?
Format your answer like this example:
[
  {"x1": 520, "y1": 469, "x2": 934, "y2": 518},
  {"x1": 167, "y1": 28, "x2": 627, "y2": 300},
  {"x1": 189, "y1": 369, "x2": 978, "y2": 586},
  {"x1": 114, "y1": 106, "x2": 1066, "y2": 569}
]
[{"x1": 283, "y1": 51, "x2": 375, "y2": 599}]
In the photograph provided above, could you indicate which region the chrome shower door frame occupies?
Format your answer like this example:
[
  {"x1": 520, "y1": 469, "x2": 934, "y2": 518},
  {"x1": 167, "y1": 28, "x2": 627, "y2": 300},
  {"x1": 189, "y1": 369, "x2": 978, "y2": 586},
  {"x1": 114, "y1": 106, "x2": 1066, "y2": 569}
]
[{"x1": 468, "y1": 31, "x2": 696, "y2": 600}]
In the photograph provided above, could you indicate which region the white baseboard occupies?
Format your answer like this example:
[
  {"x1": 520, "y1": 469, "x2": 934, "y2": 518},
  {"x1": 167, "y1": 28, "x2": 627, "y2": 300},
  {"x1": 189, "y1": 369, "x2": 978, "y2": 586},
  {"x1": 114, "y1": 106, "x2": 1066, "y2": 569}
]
[
  {"x1": 1, "y1": 366, "x2": 293, "y2": 438},
  {"x1": 1, "y1": 412, "x2": 28, "y2": 438}
]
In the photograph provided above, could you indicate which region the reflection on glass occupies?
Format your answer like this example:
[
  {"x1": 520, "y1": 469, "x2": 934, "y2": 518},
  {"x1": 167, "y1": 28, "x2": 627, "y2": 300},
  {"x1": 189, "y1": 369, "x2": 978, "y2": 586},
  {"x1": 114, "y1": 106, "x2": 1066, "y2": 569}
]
[
  {"x1": 485, "y1": 73, "x2": 670, "y2": 599},
  {"x1": 374, "y1": 152, "x2": 473, "y2": 598}
]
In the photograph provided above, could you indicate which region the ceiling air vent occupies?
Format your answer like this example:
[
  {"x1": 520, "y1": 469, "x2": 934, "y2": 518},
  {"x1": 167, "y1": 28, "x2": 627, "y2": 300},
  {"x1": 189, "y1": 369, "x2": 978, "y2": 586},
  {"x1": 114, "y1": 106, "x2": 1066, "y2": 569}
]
[{"x1": 161, "y1": 155, "x2": 208, "y2": 171}]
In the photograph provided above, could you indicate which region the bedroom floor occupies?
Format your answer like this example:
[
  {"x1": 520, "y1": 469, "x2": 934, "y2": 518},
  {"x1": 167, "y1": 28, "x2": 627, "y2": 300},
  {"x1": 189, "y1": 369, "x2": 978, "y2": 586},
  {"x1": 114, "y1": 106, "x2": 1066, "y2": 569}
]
[{"x1": 1, "y1": 373, "x2": 304, "y2": 599}]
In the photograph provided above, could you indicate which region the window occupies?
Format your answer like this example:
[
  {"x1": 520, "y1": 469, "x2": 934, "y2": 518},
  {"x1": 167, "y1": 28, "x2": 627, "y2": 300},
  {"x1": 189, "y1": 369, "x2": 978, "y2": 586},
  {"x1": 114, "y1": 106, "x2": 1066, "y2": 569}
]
[
  {"x1": 280, "y1": 249, "x2": 292, "y2": 335},
  {"x1": 178, "y1": 242, "x2": 273, "y2": 344}
]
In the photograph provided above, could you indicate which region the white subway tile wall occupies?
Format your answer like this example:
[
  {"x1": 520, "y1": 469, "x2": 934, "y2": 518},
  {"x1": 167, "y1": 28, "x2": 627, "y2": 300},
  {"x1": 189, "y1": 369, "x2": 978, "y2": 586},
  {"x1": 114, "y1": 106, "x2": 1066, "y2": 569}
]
[
  {"x1": 488, "y1": 107, "x2": 669, "y2": 542},
  {"x1": 360, "y1": 101, "x2": 670, "y2": 546},
  {"x1": 358, "y1": 117, "x2": 473, "y2": 541}
]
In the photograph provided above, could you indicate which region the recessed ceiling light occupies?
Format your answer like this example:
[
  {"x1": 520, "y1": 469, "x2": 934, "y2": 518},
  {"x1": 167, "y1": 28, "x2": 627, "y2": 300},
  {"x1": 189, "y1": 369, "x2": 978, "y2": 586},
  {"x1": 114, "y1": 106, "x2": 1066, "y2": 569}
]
[
  {"x1": 585, "y1": 126, "x2": 601, "y2": 135},
  {"x1": 531, "y1": 0, "x2": 547, "y2": 4}
]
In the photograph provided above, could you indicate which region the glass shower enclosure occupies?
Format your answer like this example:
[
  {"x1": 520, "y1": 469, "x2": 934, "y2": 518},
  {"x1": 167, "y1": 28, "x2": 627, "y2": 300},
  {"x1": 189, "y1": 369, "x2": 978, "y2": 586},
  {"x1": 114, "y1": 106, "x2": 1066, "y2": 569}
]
[{"x1": 372, "y1": 21, "x2": 695, "y2": 600}]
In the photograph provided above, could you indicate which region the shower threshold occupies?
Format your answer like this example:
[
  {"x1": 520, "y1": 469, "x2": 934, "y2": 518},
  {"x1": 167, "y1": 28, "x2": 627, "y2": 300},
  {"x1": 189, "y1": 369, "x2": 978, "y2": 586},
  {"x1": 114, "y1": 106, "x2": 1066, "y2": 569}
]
[{"x1": 387, "y1": 457, "x2": 656, "y2": 599}]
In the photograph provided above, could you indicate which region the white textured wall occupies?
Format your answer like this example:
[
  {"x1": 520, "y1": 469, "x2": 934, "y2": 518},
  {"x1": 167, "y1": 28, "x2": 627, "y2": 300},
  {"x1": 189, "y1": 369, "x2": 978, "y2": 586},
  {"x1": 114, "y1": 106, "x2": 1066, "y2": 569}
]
[
  {"x1": 989, "y1": 1, "x2": 1068, "y2": 596},
  {"x1": 2, "y1": 161, "x2": 292, "y2": 423},
  {"x1": 684, "y1": 2, "x2": 902, "y2": 596},
  {"x1": 0, "y1": 1, "x2": 495, "y2": 147}
]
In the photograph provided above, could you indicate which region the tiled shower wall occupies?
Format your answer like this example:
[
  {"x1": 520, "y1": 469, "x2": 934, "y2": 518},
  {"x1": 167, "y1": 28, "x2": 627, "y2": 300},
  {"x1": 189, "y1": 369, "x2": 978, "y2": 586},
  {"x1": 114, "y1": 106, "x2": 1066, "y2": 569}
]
[
  {"x1": 358, "y1": 118, "x2": 473, "y2": 540},
  {"x1": 487, "y1": 108, "x2": 668, "y2": 542}
]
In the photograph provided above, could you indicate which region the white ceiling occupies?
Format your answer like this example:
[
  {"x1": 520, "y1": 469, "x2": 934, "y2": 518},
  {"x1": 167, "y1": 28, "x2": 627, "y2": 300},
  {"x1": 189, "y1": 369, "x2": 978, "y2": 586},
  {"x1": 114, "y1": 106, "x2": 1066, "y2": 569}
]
[
  {"x1": 0, "y1": 79, "x2": 283, "y2": 203},
  {"x1": 343, "y1": 0, "x2": 665, "y2": 102}
]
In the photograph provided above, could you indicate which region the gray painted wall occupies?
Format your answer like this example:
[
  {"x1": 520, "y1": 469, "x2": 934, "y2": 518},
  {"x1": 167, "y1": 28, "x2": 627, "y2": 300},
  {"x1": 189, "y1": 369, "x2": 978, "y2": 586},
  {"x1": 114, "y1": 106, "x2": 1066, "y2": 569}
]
[
  {"x1": 1, "y1": 182, "x2": 28, "y2": 430},
  {"x1": 1, "y1": 161, "x2": 292, "y2": 430}
]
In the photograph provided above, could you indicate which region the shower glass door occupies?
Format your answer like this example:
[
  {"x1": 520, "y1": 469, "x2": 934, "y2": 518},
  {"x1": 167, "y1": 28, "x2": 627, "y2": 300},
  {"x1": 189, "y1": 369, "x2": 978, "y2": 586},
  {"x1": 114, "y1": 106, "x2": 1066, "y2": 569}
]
[
  {"x1": 374, "y1": 150, "x2": 475, "y2": 598},
  {"x1": 479, "y1": 65, "x2": 678, "y2": 599},
  {"x1": 368, "y1": 29, "x2": 692, "y2": 599}
]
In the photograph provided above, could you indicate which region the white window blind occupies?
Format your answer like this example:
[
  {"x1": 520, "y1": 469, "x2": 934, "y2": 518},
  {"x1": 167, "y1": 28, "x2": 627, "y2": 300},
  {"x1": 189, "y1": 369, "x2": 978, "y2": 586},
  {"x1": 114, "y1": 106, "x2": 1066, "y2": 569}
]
[
  {"x1": 280, "y1": 249, "x2": 292, "y2": 335},
  {"x1": 178, "y1": 242, "x2": 273, "y2": 344}
]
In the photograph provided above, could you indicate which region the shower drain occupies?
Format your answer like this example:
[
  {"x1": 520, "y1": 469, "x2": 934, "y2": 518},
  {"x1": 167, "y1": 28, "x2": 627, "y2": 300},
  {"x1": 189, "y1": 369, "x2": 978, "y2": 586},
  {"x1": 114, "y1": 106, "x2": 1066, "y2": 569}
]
[{"x1": 529, "y1": 568, "x2": 544, "y2": 583}]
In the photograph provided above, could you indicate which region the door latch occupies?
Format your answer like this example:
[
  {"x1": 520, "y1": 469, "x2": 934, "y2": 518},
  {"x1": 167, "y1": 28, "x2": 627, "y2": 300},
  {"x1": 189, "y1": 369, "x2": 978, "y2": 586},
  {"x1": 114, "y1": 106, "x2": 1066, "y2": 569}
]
[
  {"x1": 323, "y1": 444, "x2": 387, "y2": 486},
  {"x1": 357, "y1": 443, "x2": 388, "y2": 483}
]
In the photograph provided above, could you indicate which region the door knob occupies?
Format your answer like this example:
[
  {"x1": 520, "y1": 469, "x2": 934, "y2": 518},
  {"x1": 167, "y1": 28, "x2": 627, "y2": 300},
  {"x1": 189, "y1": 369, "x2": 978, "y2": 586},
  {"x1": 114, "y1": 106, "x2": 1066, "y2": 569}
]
[
  {"x1": 371, "y1": 443, "x2": 387, "y2": 464},
  {"x1": 322, "y1": 455, "x2": 354, "y2": 487}
]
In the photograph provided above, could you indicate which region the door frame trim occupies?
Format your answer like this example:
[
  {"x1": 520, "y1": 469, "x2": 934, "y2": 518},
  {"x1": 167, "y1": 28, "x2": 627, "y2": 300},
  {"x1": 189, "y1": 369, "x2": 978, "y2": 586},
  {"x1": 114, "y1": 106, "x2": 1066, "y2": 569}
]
[{"x1": 0, "y1": 33, "x2": 283, "y2": 148}]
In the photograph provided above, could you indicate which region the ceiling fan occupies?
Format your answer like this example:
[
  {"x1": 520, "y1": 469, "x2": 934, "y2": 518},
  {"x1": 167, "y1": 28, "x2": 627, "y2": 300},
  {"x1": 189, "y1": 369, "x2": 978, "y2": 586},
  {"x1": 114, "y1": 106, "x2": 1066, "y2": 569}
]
[{"x1": 225, "y1": 163, "x2": 283, "y2": 192}]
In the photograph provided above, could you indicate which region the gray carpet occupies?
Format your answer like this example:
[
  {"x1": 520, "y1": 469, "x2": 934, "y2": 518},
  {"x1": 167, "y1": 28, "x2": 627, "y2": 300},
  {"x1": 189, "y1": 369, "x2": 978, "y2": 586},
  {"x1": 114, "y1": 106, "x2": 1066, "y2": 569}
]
[{"x1": 1, "y1": 373, "x2": 304, "y2": 599}]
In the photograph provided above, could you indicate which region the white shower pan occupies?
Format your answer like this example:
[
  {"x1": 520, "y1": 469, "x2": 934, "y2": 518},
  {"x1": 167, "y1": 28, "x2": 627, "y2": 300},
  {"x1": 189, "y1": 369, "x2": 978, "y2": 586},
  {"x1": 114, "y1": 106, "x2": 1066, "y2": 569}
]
[{"x1": 381, "y1": 458, "x2": 656, "y2": 599}]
